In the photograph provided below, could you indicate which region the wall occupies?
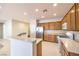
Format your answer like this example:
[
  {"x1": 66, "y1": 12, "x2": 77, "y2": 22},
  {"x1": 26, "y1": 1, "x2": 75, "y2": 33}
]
[
  {"x1": 3, "y1": 20, "x2": 29, "y2": 39},
  {"x1": 0, "y1": 23, "x2": 3, "y2": 39},
  {"x1": 12, "y1": 20, "x2": 29, "y2": 37},
  {"x1": 29, "y1": 19, "x2": 37, "y2": 38},
  {"x1": 3, "y1": 20, "x2": 12, "y2": 39}
]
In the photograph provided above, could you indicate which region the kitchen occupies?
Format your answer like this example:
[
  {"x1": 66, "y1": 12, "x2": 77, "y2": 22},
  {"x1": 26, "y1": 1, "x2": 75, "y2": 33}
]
[{"x1": 0, "y1": 3, "x2": 79, "y2": 56}]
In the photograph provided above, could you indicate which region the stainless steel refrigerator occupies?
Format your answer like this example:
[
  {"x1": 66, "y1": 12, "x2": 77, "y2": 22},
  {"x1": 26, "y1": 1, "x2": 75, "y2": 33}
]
[{"x1": 36, "y1": 27, "x2": 44, "y2": 39}]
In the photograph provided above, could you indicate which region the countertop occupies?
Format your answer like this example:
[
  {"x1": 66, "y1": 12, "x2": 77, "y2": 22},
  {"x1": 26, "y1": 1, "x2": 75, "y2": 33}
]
[
  {"x1": 9, "y1": 37, "x2": 42, "y2": 44},
  {"x1": 60, "y1": 38, "x2": 79, "y2": 54}
]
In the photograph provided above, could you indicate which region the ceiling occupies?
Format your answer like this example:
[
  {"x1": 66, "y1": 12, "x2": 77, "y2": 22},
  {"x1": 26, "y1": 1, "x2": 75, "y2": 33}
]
[{"x1": 0, "y1": 3, "x2": 74, "y2": 23}]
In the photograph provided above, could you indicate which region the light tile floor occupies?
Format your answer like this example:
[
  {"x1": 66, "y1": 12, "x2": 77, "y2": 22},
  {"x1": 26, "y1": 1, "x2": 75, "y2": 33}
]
[{"x1": 42, "y1": 41, "x2": 61, "y2": 56}]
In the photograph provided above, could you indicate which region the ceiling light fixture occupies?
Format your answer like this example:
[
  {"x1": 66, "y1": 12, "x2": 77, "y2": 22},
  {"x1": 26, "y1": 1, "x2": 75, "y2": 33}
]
[
  {"x1": 53, "y1": 13, "x2": 56, "y2": 16},
  {"x1": 53, "y1": 3, "x2": 58, "y2": 6},
  {"x1": 35, "y1": 9, "x2": 39, "y2": 12},
  {"x1": 24, "y1": 12, "x2": 27, "y2": 15}
]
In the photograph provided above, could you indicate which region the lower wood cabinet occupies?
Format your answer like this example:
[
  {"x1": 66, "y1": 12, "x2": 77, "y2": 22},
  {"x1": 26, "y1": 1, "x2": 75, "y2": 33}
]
[
  {"x1": 44, "y1": 33, "x2": 58, "y2": 43},
  {"x1": 37, "y1": 41, "x2": 42, "y2": 56}
]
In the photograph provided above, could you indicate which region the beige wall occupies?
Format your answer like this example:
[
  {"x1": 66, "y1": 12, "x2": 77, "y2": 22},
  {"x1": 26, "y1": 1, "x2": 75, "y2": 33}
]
[
  {"x1": 12, "y1": 20, "x2": 29, "y2": 37},
  {"x1": 3, "y1": 20, "x2": 12, "y2": 39},
  {"x1": 3, "y1": 20, "x2": 30, "y2": 39},
  {"x1": 29, "y1": 20, "x2": 37, "y2": 38},
  {"x1": 0, "y1": 23, "x2": 3, "y2": 39}
]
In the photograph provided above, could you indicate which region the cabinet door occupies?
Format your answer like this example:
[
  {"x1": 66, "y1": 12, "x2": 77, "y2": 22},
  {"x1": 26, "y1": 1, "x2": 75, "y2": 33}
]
[
  {"x1": 44, "y1": 32, "x2": 57, "y2": 42},
  {"x1": 37, "y1": 41, "x2": 42, "y2": 56},
  {"x1": 44, "y1": 32, "x2": 48, "y2": 41},
  {"x1": 54, "y1": 21, "x2": 61, "y2": 30},
  {"x1": 70, "y1": 5, "x2": 76, "y2": 31},
  {"x1": 66, "y1": 12, "x2": 71, "y2": 30},
  {"x1": 61, "y1": 17, "x2": 67, "y2": 30},
  {"x1": 76, "y1": 4, "x2": 79, "y2": 31},
  {"x1": 49, "y1": 22, "x2": 55, "y2": 30},
  {"x1": 48, "y1": 35, "x2": 57, "y2": 42},
  {"x1": 44, "y1": 23, "x2": 49, "y2": 30}
]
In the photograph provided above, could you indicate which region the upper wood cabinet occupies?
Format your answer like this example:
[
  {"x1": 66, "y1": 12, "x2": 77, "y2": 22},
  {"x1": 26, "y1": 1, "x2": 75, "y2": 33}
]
[
  {"x1": 43, "y1": 23, "x2": 49, "y2": 30},
  {"x1": 49, "y1": 22, "x2": 55, "y2": 30},
  {"x1": 75, "y1": 4, "x2": 79, "y2": 31},
  {"x1": 61, "y1": 4, "x2": 76, "y2": 31},
  {"x1": 38, "y1": 21, "x2": 61, "y2": 30},
  {"x1": 54, "y1": 21, "x2": 61, "y2": 30},
  {"x1": 66, "y1": 12, "x2": 71, "y2": 30},
  {"x1": 70, "y1": 5, "x2": 76, "y2": 31}
]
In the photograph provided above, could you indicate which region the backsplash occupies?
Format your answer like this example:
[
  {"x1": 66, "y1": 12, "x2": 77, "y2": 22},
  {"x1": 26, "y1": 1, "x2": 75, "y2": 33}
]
[
  {"x1": 44, "y1": 30, "x2": 67, "y2": 35},
  {"x1": 74, "y1": 32, "x2": 79, "y2": 42},
  {"x1": 66, "y1": 31, "x2": 79, "y2": 41}
]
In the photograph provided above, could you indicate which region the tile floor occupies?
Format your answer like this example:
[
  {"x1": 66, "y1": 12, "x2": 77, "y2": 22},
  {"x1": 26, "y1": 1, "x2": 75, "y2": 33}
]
[{"x1": 42, "y1": 41, "x2": 61, "y2": 56}]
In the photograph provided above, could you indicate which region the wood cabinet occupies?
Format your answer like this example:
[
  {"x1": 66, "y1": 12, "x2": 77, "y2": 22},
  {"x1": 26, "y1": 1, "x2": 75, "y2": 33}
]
[
  {"x1": 75, "y1": 4, "x2": 79, "y2": 31},
  {"x1": 54, "y1": 21, "x2": 61, "y2": 30},
  {"x1": 66, "y1": 12, "x2": 71, "y2": 30},
  {"x1": 61, "y1": 4, "x2": 76, "y2": 31},
  {"x1": 37, "y1": 41, "x2": 42, "y2": 56},
  {"x1": 70, "y1": 5, "x2": 76, "y2": 31},
  {"x1": 44, "y1": 32, "x2": 58, "y2": 42},
  {"x1": 49, "y1": 22, "x2": 55, "y2": 30},
  {"x1": 43, "y1": 23, "x2": 49, "y2": 30},
  {"x1": 38, "y1": 21, "x2": 61, "y2": 30}
]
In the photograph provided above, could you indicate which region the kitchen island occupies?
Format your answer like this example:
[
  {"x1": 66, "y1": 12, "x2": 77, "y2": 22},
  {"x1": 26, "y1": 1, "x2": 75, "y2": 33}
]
[{"x1": 9, "y1": 37, "x2": 42, "y2": 56}]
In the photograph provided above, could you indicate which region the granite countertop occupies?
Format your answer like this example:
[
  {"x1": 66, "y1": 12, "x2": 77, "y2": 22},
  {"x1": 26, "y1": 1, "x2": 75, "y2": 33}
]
[
  {"x1": 60, "y1": 38, "x2": 79, "y2": 54},
  {"x1": 10, "y1": 37, "x2": 42, "y2": 44}
]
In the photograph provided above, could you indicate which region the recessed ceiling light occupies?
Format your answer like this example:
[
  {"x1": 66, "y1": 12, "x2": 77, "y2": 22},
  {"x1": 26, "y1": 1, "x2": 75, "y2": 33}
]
[
  {"x1": 24, "y1": 12, "x2": 27, "y2": 15},
  {"x1": 41, "y1": 16, "x2": 45, "y2": 18},
  {"x1": 0, "y1": 6, "x2": 2, "y2": 8},
  {"x1": 53, "y1": 13, "x2": 56, "y2": 16},
  {"x1": 35, "y1": 9, "x2": 39, "y2": 12},
  {"x1": 53, "y1": 3, "x2": 58, "y2": 6}
]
